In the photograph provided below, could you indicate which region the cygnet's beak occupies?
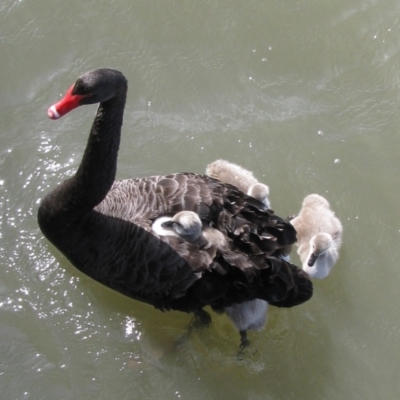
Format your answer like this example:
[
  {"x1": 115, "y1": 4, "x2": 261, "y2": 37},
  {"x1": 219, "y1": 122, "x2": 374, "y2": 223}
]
[
  {"x1": 161, "y1": 220, "x2": 174, "y2": 229},
  {"x1": 308, "y1": 253, "x2": 318, "y2": 266}
]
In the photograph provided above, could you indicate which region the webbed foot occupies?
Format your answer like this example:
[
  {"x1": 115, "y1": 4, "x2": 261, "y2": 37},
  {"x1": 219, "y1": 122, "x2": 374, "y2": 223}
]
[
  {"x1": 175, "y1": 309, "x2": 212, "y2": 349},
  {"x1": 189, "y1": 309, "x2": 212, "y2": 331}
]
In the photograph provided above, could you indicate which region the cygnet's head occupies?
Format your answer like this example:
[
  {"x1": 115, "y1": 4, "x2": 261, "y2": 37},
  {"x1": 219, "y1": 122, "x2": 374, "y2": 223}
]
[
  {"x1": 308, "y1": 233, "x2": 333, "y2": 266},
  {"x1": 161, "y1": 211, "x2": 202, "y2": 242},
  {"x1": 247, "y1": 183, "x2": 270, "y2": 207}
]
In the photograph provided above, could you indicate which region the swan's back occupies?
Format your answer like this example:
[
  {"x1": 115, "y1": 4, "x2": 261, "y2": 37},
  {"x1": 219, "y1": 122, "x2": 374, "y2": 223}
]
[
  {"x1": 94, "y1": 172, "x2": 312, "y2": 308},
  {"x1": 95, "y1": 173, "x2": 214, "y2": 227}
]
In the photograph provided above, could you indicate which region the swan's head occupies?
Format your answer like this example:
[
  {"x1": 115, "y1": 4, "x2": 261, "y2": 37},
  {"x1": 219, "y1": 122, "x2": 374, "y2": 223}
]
[
  {"x1": 161, "y1": 211, "x2": 202, "y2": 243},
  {"x1": 48, "y1": 68, "x2": 127, "y2": 119},
  {"x1": 308, "y1": 233, "x2": 333, "y2": 266},
  {"x1": 247, "y1": 183, "x2": 270, "y2": 207}
]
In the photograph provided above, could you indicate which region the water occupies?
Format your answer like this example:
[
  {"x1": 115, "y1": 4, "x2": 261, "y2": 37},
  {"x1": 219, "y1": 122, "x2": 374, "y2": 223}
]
[{"x1": 1, "y1": 0, "x2": 400, "y2": 398}]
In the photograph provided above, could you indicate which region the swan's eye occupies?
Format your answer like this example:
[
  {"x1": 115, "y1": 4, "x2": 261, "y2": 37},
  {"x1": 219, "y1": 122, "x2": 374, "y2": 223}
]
[{"x1": 72, "y1": 79, "x2": 86, "y2": 94}]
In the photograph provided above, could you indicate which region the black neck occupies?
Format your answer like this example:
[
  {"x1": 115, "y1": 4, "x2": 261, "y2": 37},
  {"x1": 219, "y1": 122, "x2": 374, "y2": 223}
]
[
  {"x1": 73, "y1": 93, "x2": 126, "y2": 212},
  {"x1": 38, "y1": 82, "x2": 127, "y2": 233}
]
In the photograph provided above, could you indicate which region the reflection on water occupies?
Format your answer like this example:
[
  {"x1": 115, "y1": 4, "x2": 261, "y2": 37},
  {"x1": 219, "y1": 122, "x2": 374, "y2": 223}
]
[{"x1": 1, "y1": 0, "x2": 400, "y2": 399}]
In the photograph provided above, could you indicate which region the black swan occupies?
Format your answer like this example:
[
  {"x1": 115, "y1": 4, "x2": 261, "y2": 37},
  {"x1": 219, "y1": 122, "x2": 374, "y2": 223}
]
[{"x1": 38, "y1": 68, "x2": 312, "y2": 340}]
